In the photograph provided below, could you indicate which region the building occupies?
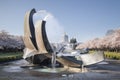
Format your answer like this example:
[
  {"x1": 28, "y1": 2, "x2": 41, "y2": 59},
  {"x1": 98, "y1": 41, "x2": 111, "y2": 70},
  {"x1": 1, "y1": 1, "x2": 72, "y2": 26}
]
[{"x1": 62, "y1": 32, "x2": 69, "y2": 43}]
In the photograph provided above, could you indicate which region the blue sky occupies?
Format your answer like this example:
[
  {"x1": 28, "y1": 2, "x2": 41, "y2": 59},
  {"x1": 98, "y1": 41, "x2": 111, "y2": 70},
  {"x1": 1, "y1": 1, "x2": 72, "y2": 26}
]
[{"x1": 0, "y1": 0, "x2": 120, "y2": 42}]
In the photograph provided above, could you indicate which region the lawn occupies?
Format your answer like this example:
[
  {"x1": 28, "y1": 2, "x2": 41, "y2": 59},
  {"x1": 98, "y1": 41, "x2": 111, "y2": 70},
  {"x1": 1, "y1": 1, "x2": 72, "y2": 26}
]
[
  {"x1": 104, "y1": 51, "x2": 120, "y2": 60},
  {"x1": 0, "y1": 52, "x2": 23, "y2": 62},
  {"x1": 90, "y1": 51, "x2": 120, "y2": 60}
]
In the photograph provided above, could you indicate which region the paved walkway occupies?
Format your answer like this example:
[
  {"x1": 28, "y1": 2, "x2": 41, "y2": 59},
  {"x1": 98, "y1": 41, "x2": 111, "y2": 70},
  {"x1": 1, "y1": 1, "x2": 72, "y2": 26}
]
[{"x1": 0, "y1": 59, "x2": 120, "y2": 80}]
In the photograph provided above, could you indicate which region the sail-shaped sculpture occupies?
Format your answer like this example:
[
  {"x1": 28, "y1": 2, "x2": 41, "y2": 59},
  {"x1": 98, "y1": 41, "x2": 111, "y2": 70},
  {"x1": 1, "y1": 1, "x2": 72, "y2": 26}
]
[
  {"x1": 23, "y1": 9, "x2": 38, "y2": 59},
  {"x1": 23, "y1": 8, "x2": 104, "y2": 67},
  {"x1": 35, "y1": 20, "x2": 53, "y2": 53},
  {"x1": 23, "y1": 9, "x2": 53, "y2": 64}
]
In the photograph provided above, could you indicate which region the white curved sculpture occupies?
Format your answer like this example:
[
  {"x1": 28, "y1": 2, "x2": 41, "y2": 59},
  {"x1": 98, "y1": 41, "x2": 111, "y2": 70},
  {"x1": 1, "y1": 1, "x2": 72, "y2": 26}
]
[{"x1": 23, "y1": 9, "x2": 104, "y2": 67}]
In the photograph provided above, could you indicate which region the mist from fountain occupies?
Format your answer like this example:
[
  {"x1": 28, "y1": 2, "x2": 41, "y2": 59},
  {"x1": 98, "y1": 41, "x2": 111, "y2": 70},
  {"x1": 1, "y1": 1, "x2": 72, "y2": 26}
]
[{"x1": 33, "y1": 10, "x2": 64, "y2": 43}]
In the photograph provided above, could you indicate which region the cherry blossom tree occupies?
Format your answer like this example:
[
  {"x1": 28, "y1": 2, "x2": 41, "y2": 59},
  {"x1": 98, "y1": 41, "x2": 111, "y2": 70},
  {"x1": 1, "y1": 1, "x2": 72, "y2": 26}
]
[
  {"x1": 77, "y1": 28, "x2": 120, "y2": 52},
  {"x1": 0, "y1": 30, "x2": 24, "y2": 52}
]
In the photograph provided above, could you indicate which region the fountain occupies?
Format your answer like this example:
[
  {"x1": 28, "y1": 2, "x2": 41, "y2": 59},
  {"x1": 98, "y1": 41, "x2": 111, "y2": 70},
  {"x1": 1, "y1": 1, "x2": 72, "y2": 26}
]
[
  {"x1": 22, "y1": 8, "x2": 68, "y2": 73},
  {"x1": 22, "y1": 8, "x2": 104, "y2": 73},
  {"x1": 51, "y1": 52, "x2": 56, "y2": 70}
]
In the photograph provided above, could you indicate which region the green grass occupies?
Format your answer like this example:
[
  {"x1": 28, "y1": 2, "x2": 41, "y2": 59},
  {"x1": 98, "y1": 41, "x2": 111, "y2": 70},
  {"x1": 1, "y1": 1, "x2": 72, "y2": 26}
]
[
  {"x1": 90, "y1": 51, "x2": 120, "y2": 60},
  {"x1": 0, "y1": 52, "x2": 23, "y2": 62},
  {"x1": 104, "y1": 51, "x2": 120, "y2": 60}
]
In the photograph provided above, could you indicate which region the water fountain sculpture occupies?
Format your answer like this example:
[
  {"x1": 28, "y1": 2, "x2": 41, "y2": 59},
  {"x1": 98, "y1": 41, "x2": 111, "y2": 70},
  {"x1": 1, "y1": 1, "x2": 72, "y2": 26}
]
[{"x1": 23, "y1": 8, "x2": 104, "y2": 72}]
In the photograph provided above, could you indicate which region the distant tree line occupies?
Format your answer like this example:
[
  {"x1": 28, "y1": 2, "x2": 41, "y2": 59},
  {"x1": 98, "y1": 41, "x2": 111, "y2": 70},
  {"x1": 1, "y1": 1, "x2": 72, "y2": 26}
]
[
  {"x1": 77, "y1": 29, "x2": 120, "y2": 52},
  {"x1": 0, "y1": 30, "x2": 24, "y2": 52},
  {"x1": 70, "y1": 38, "x2": 77, "y2": 44}
]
